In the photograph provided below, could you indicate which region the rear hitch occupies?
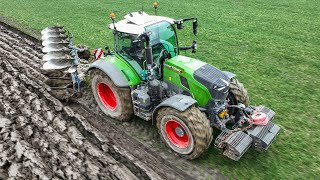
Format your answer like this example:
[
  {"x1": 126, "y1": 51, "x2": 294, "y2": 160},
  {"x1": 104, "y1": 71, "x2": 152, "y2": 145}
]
[{"x1": 214, "y1": 106, "x2": 280, "y2": 161}]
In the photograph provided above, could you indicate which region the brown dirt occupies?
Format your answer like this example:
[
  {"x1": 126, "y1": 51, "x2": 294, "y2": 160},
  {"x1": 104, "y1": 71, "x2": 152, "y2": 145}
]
[{"x1": 0, "y1": 21, "x2": 225, "y2": 180}]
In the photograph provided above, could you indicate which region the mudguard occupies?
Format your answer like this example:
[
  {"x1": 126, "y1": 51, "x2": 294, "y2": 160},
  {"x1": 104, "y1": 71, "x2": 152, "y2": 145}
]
[
  {"x1": 88, "y1": 59, "x2": 129, "y2": 87},
  {"x1": 152, "y1": 94, "x2": 197, "y2": 121}
]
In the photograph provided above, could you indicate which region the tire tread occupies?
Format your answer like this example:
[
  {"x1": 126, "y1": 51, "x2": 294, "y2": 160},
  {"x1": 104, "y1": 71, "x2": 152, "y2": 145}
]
[{"x1": 156, "y1": 106, "x2": 213, "y2": 160}]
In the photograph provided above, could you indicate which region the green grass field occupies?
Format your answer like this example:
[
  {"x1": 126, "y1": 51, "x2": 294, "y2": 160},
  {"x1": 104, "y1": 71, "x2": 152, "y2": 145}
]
[{"x1": 1, "y1": 0, "x2": 319, "y2": 179}]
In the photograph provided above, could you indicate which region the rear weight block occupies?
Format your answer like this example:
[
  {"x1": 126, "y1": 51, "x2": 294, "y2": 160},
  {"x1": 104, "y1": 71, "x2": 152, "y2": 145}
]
[{"x1": 247, "y1": 121, "x2": 280, "y2": 151}]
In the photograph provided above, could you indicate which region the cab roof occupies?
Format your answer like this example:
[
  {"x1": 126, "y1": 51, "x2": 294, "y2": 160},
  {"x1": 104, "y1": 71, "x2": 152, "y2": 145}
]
[{"x1": 109, "y1": 11, "x2": 175, "y2": 35}]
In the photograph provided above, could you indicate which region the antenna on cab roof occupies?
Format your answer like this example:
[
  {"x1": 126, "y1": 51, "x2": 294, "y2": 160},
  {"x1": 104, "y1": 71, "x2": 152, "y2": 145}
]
[
  {"x1": 141, "y1": 2, "x2": 144, "y2": 12},
  {"x1": 110, "y1": 12, "x2": 116, "y2": 30}
]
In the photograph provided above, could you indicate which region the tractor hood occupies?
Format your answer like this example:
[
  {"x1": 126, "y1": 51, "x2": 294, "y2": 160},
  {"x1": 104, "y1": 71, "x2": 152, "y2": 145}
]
[
  {"x1": 165, "y1": 55, "x2": 207, "y2": 72},
  {"x1": 164, "y1": 55, "x2": 232, "y2": 105}
]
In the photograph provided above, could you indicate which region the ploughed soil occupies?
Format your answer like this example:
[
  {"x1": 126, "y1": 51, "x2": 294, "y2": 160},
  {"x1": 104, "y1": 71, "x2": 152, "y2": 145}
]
[{"x1": 0, "y1": 22, "x2": 224, "y2": 180}]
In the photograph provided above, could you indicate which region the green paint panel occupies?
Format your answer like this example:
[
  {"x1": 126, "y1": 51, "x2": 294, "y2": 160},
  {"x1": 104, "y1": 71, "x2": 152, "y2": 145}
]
[
  {"x1": 101, "y1": 54, "x2": 141, "y2": 86},
  {"x1": 164, "y1": 55, "x2": 212, "y2": 107}
]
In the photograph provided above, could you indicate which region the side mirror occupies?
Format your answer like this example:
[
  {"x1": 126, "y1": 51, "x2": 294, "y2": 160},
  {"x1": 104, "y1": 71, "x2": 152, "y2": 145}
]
[{"x1": 193, "y1": 19, "x2": 198, "y2": 36}]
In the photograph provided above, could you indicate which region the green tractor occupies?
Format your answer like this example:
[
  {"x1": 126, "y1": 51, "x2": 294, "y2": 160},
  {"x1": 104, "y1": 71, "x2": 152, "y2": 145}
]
[{"x1": 87, "y1": 9, "x2": 280, "y2": 161}]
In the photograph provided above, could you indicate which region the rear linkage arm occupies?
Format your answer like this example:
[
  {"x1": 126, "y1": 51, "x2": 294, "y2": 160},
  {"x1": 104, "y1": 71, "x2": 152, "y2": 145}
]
[{"x1": 211, "y1": 103, "x2": 254, "y2": 131}]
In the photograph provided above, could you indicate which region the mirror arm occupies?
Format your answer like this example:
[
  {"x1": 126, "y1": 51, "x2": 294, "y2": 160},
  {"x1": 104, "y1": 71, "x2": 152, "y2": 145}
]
[
  {"x1": 174, "y1": 17, "x2": 198, "y2": 35},
  {"x1": 174, "y1": 17, "x2": 197, "y2": 24},
  {"x1": 179, "y1": 40, "x2": 197, "y2": 53},
  {"x1": 179, "y1": 46, "x2": 193, "y2": 50}
]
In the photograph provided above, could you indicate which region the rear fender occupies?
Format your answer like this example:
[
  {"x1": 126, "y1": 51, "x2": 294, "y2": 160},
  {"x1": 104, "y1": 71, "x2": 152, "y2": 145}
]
[
  {"x1": 87, "y1": 59, "x2": 129, "y2": 87},
  {"x1": 152, "y1": 94, "x2": 197, "y2": 121}
]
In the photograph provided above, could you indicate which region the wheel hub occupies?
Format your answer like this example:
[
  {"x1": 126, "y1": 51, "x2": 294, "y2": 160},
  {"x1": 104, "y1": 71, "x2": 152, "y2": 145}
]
[
  {"x1": 165, "y1": 119, "x2": 190, "y2": 148},
  {"x1": 175, "y1": 126, "x2": 185, "y2": 137}
]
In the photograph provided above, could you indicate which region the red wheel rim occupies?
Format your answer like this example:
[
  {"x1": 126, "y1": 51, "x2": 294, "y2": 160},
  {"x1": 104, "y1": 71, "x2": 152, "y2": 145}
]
[
  {"x1": 165, "y1": 119, "x2": 190, "y2": 148},
  {"x1": 97, "y1": 82, "x2": 117, "y2": 110}
]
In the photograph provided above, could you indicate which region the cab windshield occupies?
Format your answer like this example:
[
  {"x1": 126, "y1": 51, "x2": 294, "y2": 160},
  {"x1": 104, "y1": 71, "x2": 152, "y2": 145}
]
[{"x1": 145, "y1": 21, "x2": 178, "y2": 58}]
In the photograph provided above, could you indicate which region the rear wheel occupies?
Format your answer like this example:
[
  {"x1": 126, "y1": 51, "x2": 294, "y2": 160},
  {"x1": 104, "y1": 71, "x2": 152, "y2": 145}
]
[
  {"x1": 227, "y1": 78, "x2": 249, "y2": 115},
  {"x1": 91, "y1": 69, "x2": 133, "y2": 121},
  {"x1": 156, "y1": 106, "x2": 213, "y2": 160}
]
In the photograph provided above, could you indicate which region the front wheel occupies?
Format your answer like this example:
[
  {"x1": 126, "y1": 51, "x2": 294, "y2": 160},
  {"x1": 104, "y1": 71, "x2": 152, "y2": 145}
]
[
  {"x1": 156, "y1": 106, "x2": 213, "y2": 160},
  {"x1": 91, "y1": 69, "x2": 133, "y2": 121},
  {"x1": 227, "y1": 78, "x2": 249, "y2": 115}
]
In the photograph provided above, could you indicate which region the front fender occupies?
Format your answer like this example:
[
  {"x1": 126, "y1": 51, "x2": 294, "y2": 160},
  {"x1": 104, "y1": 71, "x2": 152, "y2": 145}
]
[
  {"x1": 152, "y1": 94, "x2": 197, "y2": 121},
  {"x1": 223, "y1": 71, "x2": 236, "y2": 79},
  {"x1": 88, "y1": 59, "x2": 129, "y2": 87}
]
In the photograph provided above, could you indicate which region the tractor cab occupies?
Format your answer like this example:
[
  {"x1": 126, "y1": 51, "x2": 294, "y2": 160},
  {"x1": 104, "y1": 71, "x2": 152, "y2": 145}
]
[{"x1": 109, "y1": 11, "x2": 196, "y2": 80}]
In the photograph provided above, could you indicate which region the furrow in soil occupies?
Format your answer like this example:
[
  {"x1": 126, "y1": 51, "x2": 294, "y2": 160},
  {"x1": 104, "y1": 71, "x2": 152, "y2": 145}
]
[{"x1": 0, "y1": 22, "x2": 198, "y2": 180}]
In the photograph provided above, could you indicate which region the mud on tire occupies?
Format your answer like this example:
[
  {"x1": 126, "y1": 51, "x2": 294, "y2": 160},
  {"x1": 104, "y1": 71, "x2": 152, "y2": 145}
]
[
  {"x1": 227, "y1": 78, "x2": 249, "y2": 115},
  {"x1": 229, "y1": 78, "x2": 249, "y2": 106},
  {"x1": 91, "y1": 69, "x2": 133, "y2": 121},
  {"x1": 156, "y1": 106, "x2": 213, "y2": 160}
]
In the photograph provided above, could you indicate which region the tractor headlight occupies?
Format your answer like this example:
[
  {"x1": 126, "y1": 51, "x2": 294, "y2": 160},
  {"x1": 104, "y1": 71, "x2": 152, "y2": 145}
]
[
  {"x1": 211, "y1": 78, "x2": 230, "y2": 102},
  {"x1": 212, "y1": 85, "x2": 229, "y2": 101}
]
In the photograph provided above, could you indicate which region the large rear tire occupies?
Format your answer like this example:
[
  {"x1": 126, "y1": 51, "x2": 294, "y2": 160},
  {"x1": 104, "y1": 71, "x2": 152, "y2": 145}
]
[
  {"x1": 228, "y1": 78, "x2": 249, "y2": 115},
  {"x1": 91, "y1": 69, "x2": 133, "y2": 121},
  {"x1": 156, "y1": 106, "x2": 213, "y2": 160}
]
